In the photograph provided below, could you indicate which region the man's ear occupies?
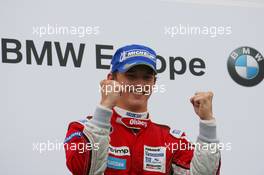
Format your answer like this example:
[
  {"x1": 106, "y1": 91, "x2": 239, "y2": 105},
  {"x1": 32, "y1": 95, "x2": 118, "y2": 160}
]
[
  {"x1": 107, "y1": 73, "x2": 114, "y2": 80},
  {"x1": 154, "y1": 76, "x2": 157, "y2": 84}
]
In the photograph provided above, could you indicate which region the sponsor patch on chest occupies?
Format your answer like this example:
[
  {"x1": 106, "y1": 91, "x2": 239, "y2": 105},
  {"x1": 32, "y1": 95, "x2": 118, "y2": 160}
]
[
  {"x1": 107, "y1": 156, "x2": 127, "y2": 170},
  {"x1": 108, "y1": 145, "x2": 130, "y2": 156},
  {"x1": 143, "y1": 145, "x2": 166, "y2": 173}
]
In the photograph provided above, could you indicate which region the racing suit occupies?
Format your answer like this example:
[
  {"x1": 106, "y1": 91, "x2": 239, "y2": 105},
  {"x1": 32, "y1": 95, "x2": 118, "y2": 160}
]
[{"x1": 64, "y1": 105, "x2": 221, "y2": 175}]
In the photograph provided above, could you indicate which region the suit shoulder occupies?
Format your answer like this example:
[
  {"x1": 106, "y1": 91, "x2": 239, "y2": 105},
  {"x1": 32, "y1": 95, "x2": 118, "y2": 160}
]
[{"x1": 151, "y1": 122, "x2": 185, "y2": 139}]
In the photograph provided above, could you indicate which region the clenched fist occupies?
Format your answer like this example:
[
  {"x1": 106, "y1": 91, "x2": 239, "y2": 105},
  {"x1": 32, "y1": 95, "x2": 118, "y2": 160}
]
[
  {"x1": 100, "y1": 79, "x2": 121, "y2": 109},
  {"x1": 190, "y1": 91, "x2": 214, "y2": 120}
]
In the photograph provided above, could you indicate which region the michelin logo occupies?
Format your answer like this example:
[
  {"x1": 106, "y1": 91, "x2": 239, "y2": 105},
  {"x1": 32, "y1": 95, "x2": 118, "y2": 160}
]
[{"x1": 120, "y1": 49, "x2": 156, "y2": 62}]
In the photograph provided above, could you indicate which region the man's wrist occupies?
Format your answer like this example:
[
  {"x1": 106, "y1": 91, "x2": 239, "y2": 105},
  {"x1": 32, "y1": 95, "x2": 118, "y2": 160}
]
[
  {"x1": 198, "y1": 117, "x2": 219, "y2": 143},
  {"x1": 100, "y1": 100, "x2": 115, "y2": 110},
  {"x1": 199, "y1": 113, "x2": 213, "y2": 120},
  {"x1": 200, "y1": 118, "x2": 216, "y2": 124},
  {"x1": 90, "y1": 105, "x2": 113, "y2": 130}
]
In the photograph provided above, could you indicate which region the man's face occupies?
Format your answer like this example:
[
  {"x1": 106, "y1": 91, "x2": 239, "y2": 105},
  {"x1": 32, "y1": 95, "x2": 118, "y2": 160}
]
[{"x1": 111, "y1": 65, "x2": 156, "y2": 111}]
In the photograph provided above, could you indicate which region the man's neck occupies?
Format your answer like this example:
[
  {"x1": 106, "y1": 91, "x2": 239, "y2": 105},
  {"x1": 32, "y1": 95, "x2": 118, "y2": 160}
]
[{"x1": 115, "y1": 102, "x2": 148, "y2": 113}]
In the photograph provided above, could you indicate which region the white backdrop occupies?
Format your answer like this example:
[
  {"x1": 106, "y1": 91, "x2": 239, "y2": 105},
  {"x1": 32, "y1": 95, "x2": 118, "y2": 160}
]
[{"x1": 1, "y1": 0, "x2": 264, "y2": 174}]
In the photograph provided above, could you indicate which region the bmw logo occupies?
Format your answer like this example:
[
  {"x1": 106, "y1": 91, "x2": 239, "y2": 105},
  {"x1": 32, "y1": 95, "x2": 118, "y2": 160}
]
[{"x1": 227, "y1": 47, "x2": 264, "y2": 87}]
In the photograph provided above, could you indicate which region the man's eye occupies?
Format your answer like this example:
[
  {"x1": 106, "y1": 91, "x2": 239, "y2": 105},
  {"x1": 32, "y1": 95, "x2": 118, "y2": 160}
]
[
  {"x1": 126, "y1": 74, "x2": 136, "y2": 79},
  {"x1": 143, "y1": 76, "x2": 153, "y2": 80}
]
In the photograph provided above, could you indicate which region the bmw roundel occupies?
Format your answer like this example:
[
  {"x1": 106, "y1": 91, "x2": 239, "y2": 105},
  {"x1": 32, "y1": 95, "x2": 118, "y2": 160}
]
[{"x1": 227, "y1": 47, "x2": 264, "y2": 87}]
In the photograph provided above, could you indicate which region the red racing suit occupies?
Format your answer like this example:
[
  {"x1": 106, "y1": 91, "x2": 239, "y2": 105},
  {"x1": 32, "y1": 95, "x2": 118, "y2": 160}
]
[{"x1": 64, "y1": 105, "x2": 221, "y2": 175}]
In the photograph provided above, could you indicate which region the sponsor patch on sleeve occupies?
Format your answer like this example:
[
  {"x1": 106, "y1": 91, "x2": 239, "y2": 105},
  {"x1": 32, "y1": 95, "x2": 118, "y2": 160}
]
[
  {"x1": 64, "y1": 132, "x2": 82, "y2": 143},
  {"x1": 170, "y1": 129, "x2": 184, "y2": 138}
]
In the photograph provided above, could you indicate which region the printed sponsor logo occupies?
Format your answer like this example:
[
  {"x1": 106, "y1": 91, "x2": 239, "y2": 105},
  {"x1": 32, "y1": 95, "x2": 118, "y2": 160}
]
[
  {"x1": 107, "y1": 156, "x2": 127, "y2": 170},
  {"x1": 64, "y1": 132, "x2": 82, "y2": 143},
  {"x1": 120, "y1": 49, "x2": 156, "y2": 62},
  {"x1": 129, "y1": 118, "x2": 147, "y2": 128},
  {"x1": 170, "y1": 129, "x2": 184, "y2": 138},
  {"x1": 227, "y1": 46, "x2": 264, "y2": 86},
  {"x1": 108, "y1": 145, "x2": 130, "y2": 156},
  {"x1": 126, "y1": 111, "x2": 145, "y2": 118},
  {"x1": 143, "y1": 146, "x2": 166, "y2": 173}
]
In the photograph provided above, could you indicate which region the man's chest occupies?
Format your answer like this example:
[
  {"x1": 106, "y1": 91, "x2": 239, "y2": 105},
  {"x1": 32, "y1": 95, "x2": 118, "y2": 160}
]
[{"x1": 104, "y1": 126, "x2": 174, "y2": 175}]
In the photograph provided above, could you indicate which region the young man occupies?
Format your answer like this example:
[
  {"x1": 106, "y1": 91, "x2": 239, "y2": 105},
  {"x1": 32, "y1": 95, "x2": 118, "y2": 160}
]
[{"x1": 64, "y1": 44, "x2": 221, "y2": 175}]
